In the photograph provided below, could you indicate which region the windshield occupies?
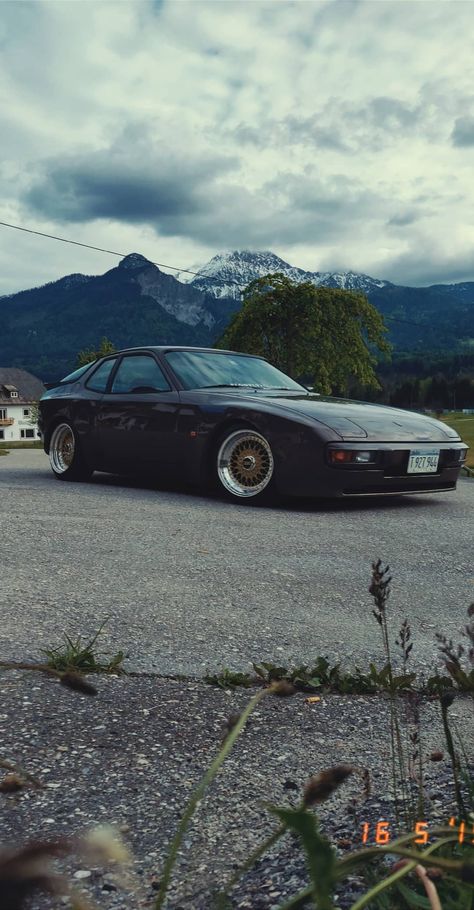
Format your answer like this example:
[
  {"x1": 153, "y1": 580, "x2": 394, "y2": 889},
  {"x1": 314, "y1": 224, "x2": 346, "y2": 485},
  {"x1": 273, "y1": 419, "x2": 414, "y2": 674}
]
[{"x1": 165, "y1": 350, "x2": 305, "y2": 391}]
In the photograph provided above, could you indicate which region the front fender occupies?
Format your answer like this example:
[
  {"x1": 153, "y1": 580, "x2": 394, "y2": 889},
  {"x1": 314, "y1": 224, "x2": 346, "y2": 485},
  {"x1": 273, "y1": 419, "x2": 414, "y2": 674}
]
[{"x1": 192, "y1": 403, "x2": 332, "y2": 493}]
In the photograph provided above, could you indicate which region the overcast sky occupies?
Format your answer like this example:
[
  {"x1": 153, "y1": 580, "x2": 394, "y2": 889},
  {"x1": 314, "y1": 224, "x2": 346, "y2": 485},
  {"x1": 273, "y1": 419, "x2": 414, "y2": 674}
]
[{"x1": 1, "y1": 0, "x2": 474, "y2": 294}]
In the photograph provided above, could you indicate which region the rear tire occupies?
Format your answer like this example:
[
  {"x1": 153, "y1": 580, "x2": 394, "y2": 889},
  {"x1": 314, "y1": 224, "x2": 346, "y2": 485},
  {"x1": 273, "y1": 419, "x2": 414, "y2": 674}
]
[
  {"x1": 214, "y1": 428, "x2": 275, "y2": 502},
  {"x1": 49, "y1": 422, "x2": 92, "y2": 481}
]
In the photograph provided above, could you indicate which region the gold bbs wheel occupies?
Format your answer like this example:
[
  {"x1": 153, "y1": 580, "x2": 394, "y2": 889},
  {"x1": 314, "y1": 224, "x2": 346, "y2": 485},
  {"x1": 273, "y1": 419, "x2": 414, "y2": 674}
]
[
  {"x1": 50, "y1": 423, "x2": 76, "y2": 474},
  {"x1": 48, "y1": 422, "x2": 92, "y2": 481},
  {"x1": 217, "y1": 429, "x2": 274, "y2": 498}
]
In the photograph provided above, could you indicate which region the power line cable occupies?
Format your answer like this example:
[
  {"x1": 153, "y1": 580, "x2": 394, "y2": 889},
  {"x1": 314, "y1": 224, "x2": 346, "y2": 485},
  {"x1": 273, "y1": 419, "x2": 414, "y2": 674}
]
[
  {"x1": 0, "y1": 219, "x2": 208, "y2": 280},
  {"x1": 0, "y1": 218, "x2": 431, "y2": 328}
]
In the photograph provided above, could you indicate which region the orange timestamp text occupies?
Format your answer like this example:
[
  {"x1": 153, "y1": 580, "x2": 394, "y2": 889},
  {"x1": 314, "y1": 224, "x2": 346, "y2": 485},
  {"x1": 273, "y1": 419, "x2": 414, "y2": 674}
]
[{"x1": 361, "y1": 817, "x2": 473, "y2": 845}]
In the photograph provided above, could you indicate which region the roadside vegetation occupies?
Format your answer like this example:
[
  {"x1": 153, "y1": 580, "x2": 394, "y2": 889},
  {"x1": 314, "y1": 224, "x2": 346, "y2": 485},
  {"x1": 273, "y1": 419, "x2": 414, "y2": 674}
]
[
  {"x1": 0, "y1": 562, "x2": 472, "y2": 909},
  {"x1": 374, "y1": 351, "x2": 474, "y2": 414},
  {"x1": 438, "y1": 414, "x2": 474, "y2": 469},
  {"x1": 77, "y1": 336, "x2": 116, "y2": 367}
]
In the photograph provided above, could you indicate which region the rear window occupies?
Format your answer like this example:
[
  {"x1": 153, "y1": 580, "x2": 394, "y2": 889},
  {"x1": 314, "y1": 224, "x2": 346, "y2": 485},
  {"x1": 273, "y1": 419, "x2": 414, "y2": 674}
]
[
  {"x1": 60, "y1": 362, "x2": 95, "y2": 384},
  {"x1": 86, "y1": 358, "x2": 118, "y2": 392}
]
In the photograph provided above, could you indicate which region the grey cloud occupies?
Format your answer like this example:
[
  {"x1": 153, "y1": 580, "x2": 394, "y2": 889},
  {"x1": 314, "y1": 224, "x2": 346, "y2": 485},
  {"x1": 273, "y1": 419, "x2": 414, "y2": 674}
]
[
  {"x1": 451, "y1": 116, "x2": 474, "y2": 147},
  {"x1": 368, "y1": 97, "x2": 420, "y2": 130},
  {"x1": 22, "y1": 131, "x2": 388, "y2": 249},
  {"x1": 233, "y1": 116, "x2": 348, "y2": 152},
  {"x1": 27, "y1": 165, "x2": 201, "y2": 223},
  {"x1": 338, "y1": 96, "x2": 424, "y2": 150},
  {"x1": 23, "y1": 137, "x2": 239, "y2": 225},
  {"x1": 266, "y1": 171, "x2": 378, "y2": 219},
  {"x1": 283, "y1": 116, "x2": 349, "y2": 151},
  {"x1": 160, "y1": 171, "x2": 384, "y2": 248},
  {"x1": 231, "y1": 93, "x2": 425, "y2": 156},
  {"x1": 387, "y1": 211, "x2": 419, "y2": 228},
  {"x1": 380, "y1": 248, "x2": 474, "y2": 287}
]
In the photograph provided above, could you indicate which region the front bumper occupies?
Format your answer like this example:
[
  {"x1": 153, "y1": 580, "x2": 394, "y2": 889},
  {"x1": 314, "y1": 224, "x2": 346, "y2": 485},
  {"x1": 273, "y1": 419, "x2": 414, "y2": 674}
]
[{"x1": 278, "y1": 440, "x2": 468, "y2": 498}]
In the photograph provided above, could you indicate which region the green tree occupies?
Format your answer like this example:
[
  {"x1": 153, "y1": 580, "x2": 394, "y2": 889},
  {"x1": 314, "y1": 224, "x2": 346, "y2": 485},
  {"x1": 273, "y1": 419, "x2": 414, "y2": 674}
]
[
  {"x1": 217, "y1": 274, "x2": 391, "y2": 394},
  {"x1": 77, "y1": 337, "x2": 116, "y2": 367},
  {"x1": 28, "y1": 402, "x2": 39, "y2": 427}
]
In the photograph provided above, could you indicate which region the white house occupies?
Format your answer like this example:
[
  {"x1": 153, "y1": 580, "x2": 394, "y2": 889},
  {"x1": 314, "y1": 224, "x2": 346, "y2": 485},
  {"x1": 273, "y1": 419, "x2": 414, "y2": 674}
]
[{"x1": 0, "y1": 368, "x2": 46, "y2": 442}]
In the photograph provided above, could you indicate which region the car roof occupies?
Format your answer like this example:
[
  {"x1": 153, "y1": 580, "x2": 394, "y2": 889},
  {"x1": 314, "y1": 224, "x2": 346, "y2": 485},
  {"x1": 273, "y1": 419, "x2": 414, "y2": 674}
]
[{"x1": 109, "y1": 346, "x2": 265, "y2": 359}]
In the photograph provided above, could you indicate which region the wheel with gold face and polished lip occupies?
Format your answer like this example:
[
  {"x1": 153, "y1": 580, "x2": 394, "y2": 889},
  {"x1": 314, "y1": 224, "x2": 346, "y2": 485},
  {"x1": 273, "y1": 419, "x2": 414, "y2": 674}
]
[
  {"x1": 215, "y1": 428, "x2": 275, "y2": 502},
  {"x1": 48, "y1": 422, "x2": 92, "y2": 481}
]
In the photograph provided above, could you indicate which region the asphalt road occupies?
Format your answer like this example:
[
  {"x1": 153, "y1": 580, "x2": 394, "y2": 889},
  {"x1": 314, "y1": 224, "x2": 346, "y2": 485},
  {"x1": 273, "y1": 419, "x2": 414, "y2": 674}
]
[{"x1": 1, "y1": 449, "x2": 472, "y2": 676}]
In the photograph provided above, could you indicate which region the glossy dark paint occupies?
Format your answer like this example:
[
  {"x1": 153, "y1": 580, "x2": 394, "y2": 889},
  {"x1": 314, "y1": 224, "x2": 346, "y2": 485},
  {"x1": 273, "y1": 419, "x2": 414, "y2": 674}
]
[{"x1": 39, "y1": 346, "x2": 468, "y2": 498}]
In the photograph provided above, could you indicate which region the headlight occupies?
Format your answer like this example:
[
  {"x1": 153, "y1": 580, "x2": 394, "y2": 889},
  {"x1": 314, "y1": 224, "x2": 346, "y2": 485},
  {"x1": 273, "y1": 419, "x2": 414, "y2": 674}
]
[{"x1": 354, "y1": 451, "x2": 374, "y2": 463}]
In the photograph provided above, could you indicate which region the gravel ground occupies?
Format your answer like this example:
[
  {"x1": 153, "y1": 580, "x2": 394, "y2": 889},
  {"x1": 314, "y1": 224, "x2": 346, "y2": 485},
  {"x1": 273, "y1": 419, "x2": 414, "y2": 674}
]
[
  {"x1": 0, "y1": 450, "x2": 473, "y2": 677},
  {"x1": 0, "y1": 674, "x2": 472, "y2": 909},
  {"x1": 0, "y1": 450, "x2": 472, "y2": 908}
]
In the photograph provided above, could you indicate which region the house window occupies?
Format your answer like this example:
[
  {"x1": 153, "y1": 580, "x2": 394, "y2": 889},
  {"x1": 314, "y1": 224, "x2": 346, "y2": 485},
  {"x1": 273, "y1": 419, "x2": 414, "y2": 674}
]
[
  {"x1": 0, "y1": 408, "x2": 6, "y2": 420},
  {"x1": 20, "y1": 428, "x2": 35, "y2": 439},
  {"x1": 2, "y1": 385, "x2": 18, "y2": 399},
  {"x1": 0, "y1": 430, "x2": 4, "y2": 440},
  {"x1": 23, "y1": 408, "x2": 30, "y2": 417}
]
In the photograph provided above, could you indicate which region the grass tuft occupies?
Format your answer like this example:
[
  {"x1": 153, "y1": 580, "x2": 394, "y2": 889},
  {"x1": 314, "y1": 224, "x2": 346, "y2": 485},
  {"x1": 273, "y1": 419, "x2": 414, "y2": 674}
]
[{"x1": 42, "y1": 620, "x2": 124, "y2": 675}]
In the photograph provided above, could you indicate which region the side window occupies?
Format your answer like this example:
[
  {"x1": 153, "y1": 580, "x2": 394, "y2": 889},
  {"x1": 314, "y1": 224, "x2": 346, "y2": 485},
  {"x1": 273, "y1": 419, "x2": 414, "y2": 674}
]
[
  {"x1": 111, "y1": 355, "x2": 171, "y2": 394},
  {"x1": 86, "y1": 358, "x2": 118, "y2": 393}
]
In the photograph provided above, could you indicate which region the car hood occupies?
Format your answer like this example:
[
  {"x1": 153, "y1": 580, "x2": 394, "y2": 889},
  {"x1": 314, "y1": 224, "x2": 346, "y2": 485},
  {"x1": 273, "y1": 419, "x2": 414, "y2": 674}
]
[{"x1": 213, "y1": 390, "x2": 460, "y2": 442}]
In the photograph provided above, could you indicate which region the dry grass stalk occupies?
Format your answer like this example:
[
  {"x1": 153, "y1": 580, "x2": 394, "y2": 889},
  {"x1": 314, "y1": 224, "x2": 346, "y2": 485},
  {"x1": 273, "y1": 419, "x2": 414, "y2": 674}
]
[
  {"x1": 0, "y1": 840, "x2": 70, "y2": 910},
  {"x1": 303, "y1": 765, "x2": 354, "y2": 807}
]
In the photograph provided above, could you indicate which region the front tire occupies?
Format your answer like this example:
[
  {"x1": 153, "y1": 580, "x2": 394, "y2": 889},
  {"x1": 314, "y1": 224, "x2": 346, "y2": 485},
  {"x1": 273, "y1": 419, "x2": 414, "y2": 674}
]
[
  {"x1": 215, "y1": 428, "x2": 275, "y2": 502},
  {"x1": 49, "y1": 422, "x2": 92, "y2": 481}
]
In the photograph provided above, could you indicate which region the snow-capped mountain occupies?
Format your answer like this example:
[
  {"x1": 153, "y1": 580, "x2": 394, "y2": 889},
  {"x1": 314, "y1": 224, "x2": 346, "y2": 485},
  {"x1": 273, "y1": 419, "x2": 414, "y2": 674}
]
[
  {"x1": 187, "y1": 250, "x2": 391, "y2": 300},
  {"x1": 1, "y1": 249, "x2": 472, "y2": 382}
]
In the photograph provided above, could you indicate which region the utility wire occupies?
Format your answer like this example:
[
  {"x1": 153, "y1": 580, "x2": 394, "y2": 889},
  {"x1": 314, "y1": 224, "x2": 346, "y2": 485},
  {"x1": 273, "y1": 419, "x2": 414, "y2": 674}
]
[
  {"x1": 0, "y1": 219, "x2": 208, "y2": 280},
  {"x1": 0, "y1": 218, "x2": 430, "y2": 328}
]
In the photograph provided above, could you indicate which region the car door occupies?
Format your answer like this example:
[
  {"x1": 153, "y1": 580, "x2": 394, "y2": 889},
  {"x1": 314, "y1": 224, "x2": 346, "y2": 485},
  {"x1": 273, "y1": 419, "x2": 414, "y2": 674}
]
[{"x1": 95, "y1": 353, "x2": 181, "y2": 471}]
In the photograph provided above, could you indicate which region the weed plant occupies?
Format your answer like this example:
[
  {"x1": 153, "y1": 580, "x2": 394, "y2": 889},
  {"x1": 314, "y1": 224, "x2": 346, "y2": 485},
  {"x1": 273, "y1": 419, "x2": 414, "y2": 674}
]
[{"x1": 42, "y1": 619, "x2": 124, "y2": 675}]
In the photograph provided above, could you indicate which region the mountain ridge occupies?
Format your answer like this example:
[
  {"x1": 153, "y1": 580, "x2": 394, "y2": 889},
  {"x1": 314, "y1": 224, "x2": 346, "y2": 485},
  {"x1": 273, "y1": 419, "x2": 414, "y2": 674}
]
[
  {"x1": 1, "y1": 250, "x2": 473, "y2": 381},
  {"x1": 186, "y1": 249, "x2": 392, "y2": 299}
]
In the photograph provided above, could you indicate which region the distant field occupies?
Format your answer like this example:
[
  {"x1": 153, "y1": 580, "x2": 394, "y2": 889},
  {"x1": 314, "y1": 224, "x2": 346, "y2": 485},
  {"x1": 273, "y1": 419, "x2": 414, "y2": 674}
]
[{"x1": 440, "y1": 413, "x2": 474, "y2": 468}]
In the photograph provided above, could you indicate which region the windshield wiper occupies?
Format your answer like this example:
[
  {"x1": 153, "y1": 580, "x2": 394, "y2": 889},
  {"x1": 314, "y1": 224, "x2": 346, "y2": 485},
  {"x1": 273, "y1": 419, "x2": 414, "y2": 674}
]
[{"x1": 200, "y1": 383, "x2": 262, "y2": 389}]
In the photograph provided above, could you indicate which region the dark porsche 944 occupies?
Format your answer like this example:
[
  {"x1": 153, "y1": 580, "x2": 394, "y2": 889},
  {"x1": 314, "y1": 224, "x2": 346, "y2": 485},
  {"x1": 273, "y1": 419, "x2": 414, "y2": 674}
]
[{"x1": 39, "y1": 346, "x2": 468, "y2": 502}]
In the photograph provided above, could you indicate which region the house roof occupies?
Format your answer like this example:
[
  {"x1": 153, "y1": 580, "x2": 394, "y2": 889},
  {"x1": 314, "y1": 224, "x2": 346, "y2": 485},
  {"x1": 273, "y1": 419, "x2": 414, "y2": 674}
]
[{"x1": 0, "y1": 368, "x2": 46, "y2": 404}]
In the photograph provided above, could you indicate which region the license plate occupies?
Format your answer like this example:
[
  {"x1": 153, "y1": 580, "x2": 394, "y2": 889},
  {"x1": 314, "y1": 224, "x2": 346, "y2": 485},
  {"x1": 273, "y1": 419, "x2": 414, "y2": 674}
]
[{"x1": 407, "y1": 448, "x2": 440, "y2": 474}]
